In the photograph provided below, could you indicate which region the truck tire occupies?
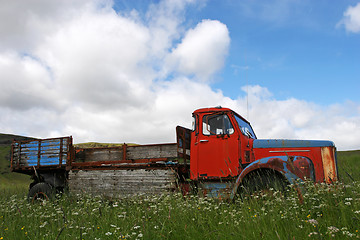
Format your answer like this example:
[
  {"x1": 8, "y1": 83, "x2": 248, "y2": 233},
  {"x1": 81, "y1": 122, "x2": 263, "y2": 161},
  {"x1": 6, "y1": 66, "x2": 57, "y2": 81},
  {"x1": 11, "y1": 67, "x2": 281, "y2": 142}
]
[
  {"x1": 241, "y1": 170, "x2": 288, "y2": 196},
  {"x1": 28, "y1": 182, "x2": 55, "y2": 203}
]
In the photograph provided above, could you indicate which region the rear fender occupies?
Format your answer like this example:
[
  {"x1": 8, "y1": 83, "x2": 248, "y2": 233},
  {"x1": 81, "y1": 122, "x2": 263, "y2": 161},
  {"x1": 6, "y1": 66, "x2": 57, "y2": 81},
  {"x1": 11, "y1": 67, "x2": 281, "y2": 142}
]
[{"x1": 230, "y1": 155, "x2": 314, "y2": 199}]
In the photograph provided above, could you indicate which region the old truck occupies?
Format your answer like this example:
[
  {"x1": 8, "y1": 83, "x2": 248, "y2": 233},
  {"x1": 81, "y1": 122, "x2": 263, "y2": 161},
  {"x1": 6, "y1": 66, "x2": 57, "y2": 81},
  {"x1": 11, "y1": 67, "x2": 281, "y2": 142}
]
[{"x1": 10, "y1": 106, "x2": 338, "y2": 201}]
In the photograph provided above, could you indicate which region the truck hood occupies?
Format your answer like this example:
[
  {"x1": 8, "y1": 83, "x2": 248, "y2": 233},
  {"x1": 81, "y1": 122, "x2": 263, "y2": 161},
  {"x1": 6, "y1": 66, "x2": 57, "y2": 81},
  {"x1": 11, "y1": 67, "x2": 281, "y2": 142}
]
[{"x1": 253, "y1": 139, "x2": 335, "y2": 149}]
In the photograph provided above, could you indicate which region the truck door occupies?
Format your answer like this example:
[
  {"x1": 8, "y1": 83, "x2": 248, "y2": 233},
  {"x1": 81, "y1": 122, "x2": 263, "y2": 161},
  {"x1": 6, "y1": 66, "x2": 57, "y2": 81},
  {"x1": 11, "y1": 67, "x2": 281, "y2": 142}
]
[{"x1": 195, "y1": 113, "x2": 239, "y2": 179}]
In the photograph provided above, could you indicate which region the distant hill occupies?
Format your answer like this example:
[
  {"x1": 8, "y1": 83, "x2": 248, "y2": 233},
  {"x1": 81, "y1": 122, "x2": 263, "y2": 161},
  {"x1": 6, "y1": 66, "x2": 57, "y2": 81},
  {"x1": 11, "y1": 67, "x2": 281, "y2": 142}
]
[
  {"x1": 75, "y1": 142, "x2": 137, "y2": 148},
  {"x1": 337, "y1": 150, "x2": 360, "y2": 182},
  {"x1": 337, "y1": 150, "x2": 360, "y2": 158},
  {"x1": 0, "y1": 133, "x2": 33, "y2": 187},
  {"x1": 0, "y1": 133, "x2": 35, "y2": 145}
]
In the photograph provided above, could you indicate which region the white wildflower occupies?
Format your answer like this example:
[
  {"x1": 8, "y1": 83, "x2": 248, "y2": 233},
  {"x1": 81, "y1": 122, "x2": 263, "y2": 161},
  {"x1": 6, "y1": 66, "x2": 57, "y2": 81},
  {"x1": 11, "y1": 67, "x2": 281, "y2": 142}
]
[
  {"x1": 39, "y1": 222, "x2": 48, "y2": 228},
  {"x1": 327, "y1": 226, "x2": 339, "y2": 234},
  {"x1": 308, "y1": 219, "x2": 318, "y2": 225},
  {"x1": 342, "y1": 230, "x2": 355, "y2": 237}
]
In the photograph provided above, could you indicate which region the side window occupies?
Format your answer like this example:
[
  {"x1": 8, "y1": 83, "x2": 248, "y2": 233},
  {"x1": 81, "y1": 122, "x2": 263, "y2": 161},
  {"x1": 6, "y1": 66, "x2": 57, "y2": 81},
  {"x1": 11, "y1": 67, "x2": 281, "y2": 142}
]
[
  {"x1": 192, "y1": 114, "x2": 199, "y2": 135},
  {"x1": 202, "y1": 114, "x2": 234, "y2": 135}
]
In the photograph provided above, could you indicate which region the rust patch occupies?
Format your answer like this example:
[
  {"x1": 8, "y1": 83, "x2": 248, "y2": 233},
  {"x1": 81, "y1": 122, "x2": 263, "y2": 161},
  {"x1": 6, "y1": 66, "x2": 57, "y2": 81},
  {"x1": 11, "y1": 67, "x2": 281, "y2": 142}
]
[
  {"x1": 321, "y1": 147, "x2": 337, "y2": 183},
  {"x1": 289, "y1": 156, "x2": 315, "y2": 181},
  {"x1": 266, "y1": 157, "x2": 286, "y2": 171}
]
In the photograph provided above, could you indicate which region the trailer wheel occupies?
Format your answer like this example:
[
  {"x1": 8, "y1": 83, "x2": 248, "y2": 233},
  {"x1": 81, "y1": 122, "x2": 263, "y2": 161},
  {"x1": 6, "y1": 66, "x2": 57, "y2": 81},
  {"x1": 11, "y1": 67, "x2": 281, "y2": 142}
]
[
  {"x1": 241, "y1": 170, "x2": 288, "y2": 197},
  {"x1": 28, "y1": 182, "x2": 55, "y2": 203}
]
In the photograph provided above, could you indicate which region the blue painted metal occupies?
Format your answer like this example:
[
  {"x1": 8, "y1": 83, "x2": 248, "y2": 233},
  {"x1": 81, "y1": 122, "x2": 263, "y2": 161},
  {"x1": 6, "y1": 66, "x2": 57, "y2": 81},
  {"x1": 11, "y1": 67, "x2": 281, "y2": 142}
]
[
  {"x1": 12, "y1": 137, "x2": 71, "y2": 168},
  {"x1": 253, "y1": 139, "x2": 335, "y2": 149},
  {"x1": 230, "y1": 155, "x2": 314, "y2": 200},
  {"x1": 199, "y1": 182, "x2": 233, "y2": 198},
  {"x1": 244, "y1": 156, "x2": 301, "y2": 184},
  {"x1": 260, "y1": 156, "x2": 300, "y2": 183}
]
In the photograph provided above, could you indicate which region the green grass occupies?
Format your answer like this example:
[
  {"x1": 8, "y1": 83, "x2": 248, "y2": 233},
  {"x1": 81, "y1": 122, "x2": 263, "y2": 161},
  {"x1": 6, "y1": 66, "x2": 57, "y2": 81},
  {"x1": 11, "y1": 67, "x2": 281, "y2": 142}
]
[
  {"x1": 0, "y1": 182, "x2": 359, "y2": 239},
  {"x1": 0, "y1": 145, "x2": 31, "y2": 188},
  {"x1": 337, "y1": 150, "x2": 360, "y2": 183},
  {"x1": 0, "y1": 133, "x2": 33, "y2": 188}
]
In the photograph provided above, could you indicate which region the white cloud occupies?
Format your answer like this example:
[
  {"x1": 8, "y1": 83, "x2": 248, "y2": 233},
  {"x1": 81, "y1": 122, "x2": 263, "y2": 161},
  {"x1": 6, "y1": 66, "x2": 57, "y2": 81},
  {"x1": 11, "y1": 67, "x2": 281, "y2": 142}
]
[
  {"x1": 168, "y1": 19, "x2": 230, "y2": 80},
  {"x1": 242, "y1": 86, "x2": 360, "y2": 150},
  {"x1": 0, "y1": 0, "x2": 94, "y2": 51},
  {"x1": 35, "y1": 5, "x2": 153, "y2": 111},
  {"x1": 0, "y1": 0, "x2": 359, "y2": 151},
  {"x1": 337, "y1": 2, "x2": 360, "y2": 33},
  {"x1": 146, "y1": 0, "x2": 195, "y2": 56},
  {"x1": 0, "y1": 52, "x2": 59, "y2": 110}
]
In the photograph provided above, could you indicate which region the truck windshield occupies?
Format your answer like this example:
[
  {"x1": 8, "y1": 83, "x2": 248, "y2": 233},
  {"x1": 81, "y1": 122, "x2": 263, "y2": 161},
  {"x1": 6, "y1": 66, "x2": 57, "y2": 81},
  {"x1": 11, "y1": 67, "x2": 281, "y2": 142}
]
[{"x1": 234, "y1": 115, "x2": 256, "y2": 139}]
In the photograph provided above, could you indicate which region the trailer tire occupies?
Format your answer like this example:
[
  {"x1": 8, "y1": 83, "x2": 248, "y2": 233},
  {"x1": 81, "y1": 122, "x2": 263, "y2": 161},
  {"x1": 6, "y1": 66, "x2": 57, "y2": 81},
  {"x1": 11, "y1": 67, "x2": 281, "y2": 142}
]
[{"x1": 28, "y1": 182, "x2": 55, "y2": 203}]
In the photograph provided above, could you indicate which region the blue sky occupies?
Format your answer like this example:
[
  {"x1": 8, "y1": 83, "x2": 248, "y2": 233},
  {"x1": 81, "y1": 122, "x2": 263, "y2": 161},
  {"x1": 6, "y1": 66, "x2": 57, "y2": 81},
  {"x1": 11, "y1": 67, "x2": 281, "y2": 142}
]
[
  {"x1": 219, "y1": 2, "x2": 360, "y2": 105},
  {"x1": 115, "y1": 0, "x2": 360, "y2": 105},
  {"x1": 208, "y1": 1, "x2": 359, "y2": 103},
  {"x1": 210, "y1": 0, "x2": 360, "y2": 105},
  {"x1": 0, "y1": 0, "x2": 359, "y2": 150}
]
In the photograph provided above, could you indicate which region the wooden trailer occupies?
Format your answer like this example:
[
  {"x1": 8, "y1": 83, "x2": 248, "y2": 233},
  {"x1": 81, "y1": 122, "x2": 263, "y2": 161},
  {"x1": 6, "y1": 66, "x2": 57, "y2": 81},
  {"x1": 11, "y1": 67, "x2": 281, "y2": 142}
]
[{"x1": 11, "y1": 126, "x2": 191, "y2": 200}]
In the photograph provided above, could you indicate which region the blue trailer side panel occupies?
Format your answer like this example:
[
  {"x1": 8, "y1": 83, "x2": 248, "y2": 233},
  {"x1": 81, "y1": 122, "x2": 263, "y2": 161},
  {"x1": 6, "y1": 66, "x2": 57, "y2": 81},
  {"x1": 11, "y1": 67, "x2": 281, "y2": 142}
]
[{"x1": 11, "y1": 136, "x2": 72, "y2": 170}]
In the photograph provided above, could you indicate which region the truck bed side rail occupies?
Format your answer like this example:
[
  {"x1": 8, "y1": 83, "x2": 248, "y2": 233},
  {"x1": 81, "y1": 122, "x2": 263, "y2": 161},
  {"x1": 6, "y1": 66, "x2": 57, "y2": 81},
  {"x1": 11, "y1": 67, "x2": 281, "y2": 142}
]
[
  {"x1": 72, "y1": 143, "x2": 178, "y2": 170},
  {"x1": 11, "y1": 136, "x2": 73, "y2": 173}
]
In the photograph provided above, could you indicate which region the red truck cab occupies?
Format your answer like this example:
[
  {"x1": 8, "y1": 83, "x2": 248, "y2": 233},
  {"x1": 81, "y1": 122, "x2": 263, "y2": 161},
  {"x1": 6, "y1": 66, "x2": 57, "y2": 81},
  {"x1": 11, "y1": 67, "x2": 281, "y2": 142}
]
[
  {"x1": 188, "y1": 106, "x2": 338, "y2": 196},
  {"x1": 190, "y1": 107, "x2": 251, "y2": 179}
]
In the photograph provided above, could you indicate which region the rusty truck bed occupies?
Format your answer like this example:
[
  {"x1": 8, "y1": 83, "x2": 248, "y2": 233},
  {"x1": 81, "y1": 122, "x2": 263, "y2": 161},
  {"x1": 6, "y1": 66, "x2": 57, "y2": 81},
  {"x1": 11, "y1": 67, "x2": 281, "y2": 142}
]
[
  {"x1": 11, "y1": 136, "x2": 183, "y2": 174},
  {"x1": 72, "y1": 143, "x2": 179, "y2": 170}
]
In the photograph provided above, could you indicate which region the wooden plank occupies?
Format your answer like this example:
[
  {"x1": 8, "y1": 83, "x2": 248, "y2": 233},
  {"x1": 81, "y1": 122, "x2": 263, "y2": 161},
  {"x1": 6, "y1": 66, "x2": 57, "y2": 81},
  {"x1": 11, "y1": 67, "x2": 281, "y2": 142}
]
[
  {"x1": 74, "y1": 143, "x2": 177, "y2": 164},
  {"x1": 68, "y1": 169, "x2": 177, "y2": 197},
  {"x1": 127, "y1": 144, "x2": 177, "y2": 160},
  {"x1": 75, "y1": 148, "x2": 123, "y2": 162}
]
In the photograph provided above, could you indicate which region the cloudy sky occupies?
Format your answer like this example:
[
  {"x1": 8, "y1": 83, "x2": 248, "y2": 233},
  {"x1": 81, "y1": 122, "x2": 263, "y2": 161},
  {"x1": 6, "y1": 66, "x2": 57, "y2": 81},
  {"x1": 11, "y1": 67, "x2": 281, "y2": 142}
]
[{"x1": 0, "y1": 0, "x2": 359, "y2": 150}]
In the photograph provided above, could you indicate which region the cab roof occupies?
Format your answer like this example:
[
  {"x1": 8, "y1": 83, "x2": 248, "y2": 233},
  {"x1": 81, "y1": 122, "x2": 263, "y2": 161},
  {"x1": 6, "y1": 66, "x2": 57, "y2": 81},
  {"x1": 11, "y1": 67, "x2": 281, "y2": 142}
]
[
  {"x1": 193, "y1": 106, "x2": 250, "y2": 124},
  {"x1": 193, "y1": 106, "x2": 232, "y2": 114}
]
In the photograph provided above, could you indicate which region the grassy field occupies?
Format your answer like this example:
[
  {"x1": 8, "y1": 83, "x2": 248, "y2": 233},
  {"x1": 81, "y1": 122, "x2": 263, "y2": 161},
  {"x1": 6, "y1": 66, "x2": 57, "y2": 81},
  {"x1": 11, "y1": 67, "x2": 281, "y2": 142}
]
[
  {"x1": 337, "y1": 150, "x2": 360, "y2": 183},
  {"x1": 0, "y1": 180, "x2": 359, "y2": 239},
  {"x1": 0, "y1": 145, "x2": 31, "y2": 189},
  {"x1": 0, "y1": 135, "x2": 359, "y2": 239}
]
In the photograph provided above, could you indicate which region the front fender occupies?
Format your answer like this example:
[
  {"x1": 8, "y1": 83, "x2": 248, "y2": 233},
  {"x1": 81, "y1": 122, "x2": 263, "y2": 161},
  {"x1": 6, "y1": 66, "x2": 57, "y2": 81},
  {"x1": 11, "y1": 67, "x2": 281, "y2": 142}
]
[{"x1": 230, "y1": 155, "x2": 314, "y2": 199}]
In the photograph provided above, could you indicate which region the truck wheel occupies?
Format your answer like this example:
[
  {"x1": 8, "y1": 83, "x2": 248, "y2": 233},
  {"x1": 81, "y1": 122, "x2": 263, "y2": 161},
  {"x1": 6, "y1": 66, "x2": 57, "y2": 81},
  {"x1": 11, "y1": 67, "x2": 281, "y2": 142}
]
[
  {"x1": 241, "y1": 170, "x2": 288, "y2": 197},
  {"x1": 28, "y1": 182, "x2": 55, "y2": 203}
]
